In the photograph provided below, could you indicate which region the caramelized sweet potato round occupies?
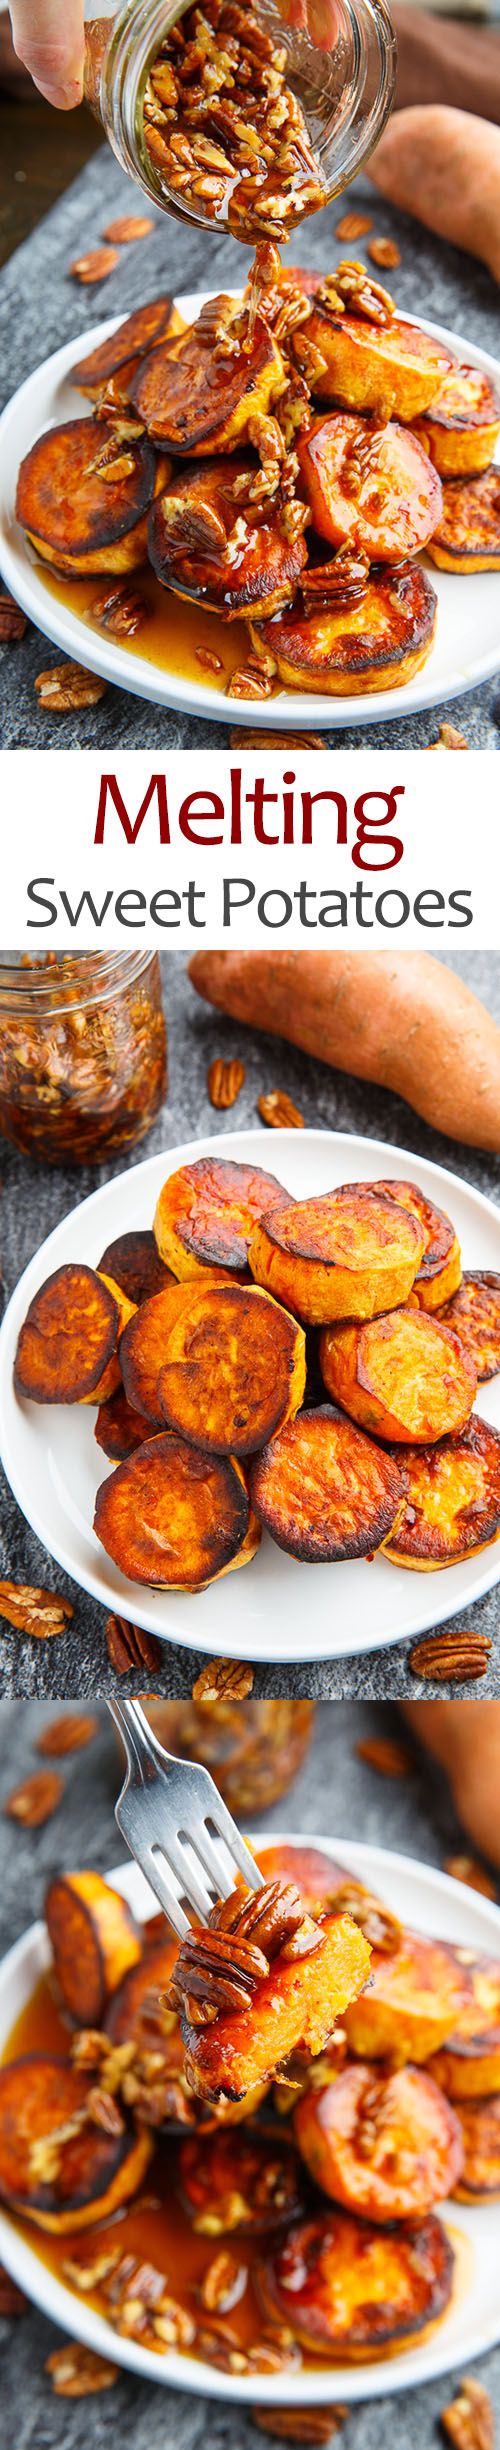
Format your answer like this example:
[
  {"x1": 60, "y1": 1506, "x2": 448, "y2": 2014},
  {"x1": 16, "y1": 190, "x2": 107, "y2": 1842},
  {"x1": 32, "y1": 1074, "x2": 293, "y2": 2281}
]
[
  {"x1": 257, "y1": 1844, "x2": 402, "y2": 1954},
  {"x1": 105, "y1": 1937, "x2": 179, "y2": 2050},
  {"x1": 344, "y1": 1929, "x2": 471, "y2": 2063},
  {"x1": 148, "y1": 455, "x2": 307, "y2": 618},
  {"x1": 454, "y1": 2095, "x2": 500, "y2": 2198},
  {"x1": 258, "y1": 2205, "x2": 454, "y2": 2355},
  {"x1": 319, "y1": 1308, "x2": 476, "y2": 1444},
  {"x1": 427, "y1": 469, "x2": 500, "y2": 572},
  {"x1": 81, "y1": 1271, "x2": 136, "y2": 1405},
  {"x1": 14, "y1": 1263, "x2": 120, "y2": 1405},
  {"x1": 179, "y1": 2125, "x2": 303, "y2": 2232},
  {"x1": 94, "y1": 1431, "x2": 257, "y2": 1590},
  {"x1": 45, "y1": 1870, "x2": 141, "y2": 2025},
  {"x1": 367, "y1": 1180, "x2": 461, "y2": 1313},
  {"x1": 72, "y1": 297, "x2": 183, "y2": 397},
  {"x1": 132, "y1": 308, "x2": 284, "y2": 454},
  {"x1": 250, "y1": 1185, "x2": 425, "y2": 1326},
  {"x1": 120, "y1": 1284, "x2": 199, "y2": 1425},
  {"x1": 294, "y1": 2061, "x2": 463, "y2": 2221},
  {"x1": 437, "y1": 1272, "x2": 500, "y2": 1382},
  {"x1": 16, "y1": 420, "x2": 162, "y2": 577},
  {"x1": 181, "y1": 1912, "x2": 371, "y2": 2104},
  {"x1": 428, "y1": 1955, "x2": 500, "y2": 2101},
  {"x1": 97, "y1": 1230, "x2": 176, "y2": 1307},
  {"x1": 154, "y1": 1155, "x2": 286, "y2": 1283},
  {"x1": 249, "y1": 1403, "x2": 404, "y2": 1562},
  {"x1": 0, "y1": 2054, "x2": 151, "y2": 2233},
  {"x1": 414, "y1": 365, "x2": 500, "y2": 479},
  {"x1": 296, "y1": 306, "x2": 453, "y2": 422},
  {"x1": 298, "y1": 415, "x2": 442, "y2": 562},
  {"x1": 95, "y1": 1385, "x2": 155, "y2": 1461},
  {"x1": 250, "y1": 563, "x2": 438, "y2": 696},
  {"x1": 383, "y1": 1414, "x2": 500, "y2": 1569},
  {"x1": 157, "y1": 1282, "x2": 306, "y2": 1456}
]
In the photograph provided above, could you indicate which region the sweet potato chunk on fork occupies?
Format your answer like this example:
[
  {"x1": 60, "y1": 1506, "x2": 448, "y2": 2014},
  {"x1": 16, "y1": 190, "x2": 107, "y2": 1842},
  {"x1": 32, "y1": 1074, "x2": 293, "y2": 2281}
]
[{"x1": 173, "y1": 1893, "x2": 371, "y2": 2104}]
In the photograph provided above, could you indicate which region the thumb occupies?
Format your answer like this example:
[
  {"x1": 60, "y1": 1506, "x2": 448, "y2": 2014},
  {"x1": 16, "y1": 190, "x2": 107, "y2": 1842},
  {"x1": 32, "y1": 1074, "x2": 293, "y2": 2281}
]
[{"x1": 9, "y1": 0, "x2": 84, "y2": 105}]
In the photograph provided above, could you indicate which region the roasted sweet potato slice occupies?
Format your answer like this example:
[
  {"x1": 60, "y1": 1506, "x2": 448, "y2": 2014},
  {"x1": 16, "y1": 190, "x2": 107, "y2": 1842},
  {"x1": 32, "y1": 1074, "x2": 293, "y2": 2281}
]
[
  {"x1": 14, "y1": 1263, "x2": 120, "y2": 1405},
  {"x1": 428, "y1": 1955, "x2": 500, "y2": 2101},
  {"x1": 97, "y1": 1229, "x2": 177, "y2": 1307},
  {"x1": 294, "y1": 2062, "x2": 463, "y2": 2222},
  {"x1": 148, "y1": 454, "x2": 307, "y2": 618},
  {"x1": 94, "y1": 1431, "x2": 258, "y2": 1589},
  {"x1": 298, "y1": 415, "x2": 442, "y2": 563},
  {"x1": 120, "y1": 1283, "x2": 199, "y2": 1424},
  {"x1": 257, "y1": 1844, "x2": 402, "y2": 1954},
  {"x1": 179, "y1": 2126, "x2": 304, "y2": 2232},
  {"x1": 178, "y1": 1912, "x2": 371, "y2": 2104},
  {"x1": 319, "y1": 1308, "x2": 476, "y2": 1443},
  {"x1": 16, "y1": 420, "x2": 164, "y2": 577},
  {"x1": 437, "y1": 1272, "x2": 500, "y2": 1381},
  {"x1": 80, "y1": 1271, "x2": 136, "y2": 1405},
  {"x1": 154, "y1": 1155, "x2": 286, "y2": 1283},
  {"x1": 297, "y1": 305, "x2": 454, "y2": 422},
  {"x1": 344, "y1": 1929, "x2": 472, "y2": 2063},
  {"x1": 427, "y1": 469, "x2": 500, "y2": 572},
  {"x1": 105, "y1": 1937, "x2": 179, "y2": 2049},
  {"x1": 250, "y1": 1185, "x2": 425, "y2": 1326},
  {"x1": 382, "y1": 1414, "x2": 500, "y2": 1569},
  {"x1": 454, "y1": 2095, "x2": 500, "y2": 2198},
  {"x1": 72, "y1": 297, "x2": 184, "y2": 396},
  {"x1": 367, "y1": 1180, "x2": 461, "y2": 1313},
  {"x1": 95, "y1": 1386, "x2": 155, "y2": 1461},
  {"x1": 249, "y1": 1403, "x2": 404, "y2": 1562},
  {"x1": 250, "y1": 563, "x2": 438, "y2": 696},
  {"x1": 0, "y1": 2054, "x2": 151, "y2": 2234},
  {"x1": 132, "y1": 307, "x2": 285, "y2": 454},
  {"x1": 414, "y1": 364, "x2": 500, "y2": 479},
  {"x1": 157, "y1": 1282, "x2": 306, "y2": 1456},
  {"x1": 45, "y1": 1870, "x2": 141, "y2": 2024},
  {"x1": 257, "y1": 2206, "x2": 454, "y2": 2355}
]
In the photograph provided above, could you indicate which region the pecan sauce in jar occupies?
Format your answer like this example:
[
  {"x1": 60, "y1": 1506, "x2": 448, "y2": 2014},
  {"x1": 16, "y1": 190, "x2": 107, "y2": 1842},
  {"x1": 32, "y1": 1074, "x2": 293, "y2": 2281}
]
[{"x1": 0, "y1": 954, "x2": 167, "y2": 1163}]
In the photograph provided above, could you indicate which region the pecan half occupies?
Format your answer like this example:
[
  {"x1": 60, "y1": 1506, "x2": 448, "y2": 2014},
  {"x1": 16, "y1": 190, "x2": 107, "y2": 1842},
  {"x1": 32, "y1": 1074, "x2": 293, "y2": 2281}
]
[
  {"x1": 35, "y1": 663, "x2": 108, "y2": 712},
  {"x1": 102, "y1": 216, "x2": 154, "y2": 241},
  {"x1": 196, "y1": 646, "x2": 224, "y2": 673},
  {"x1": 252, "y1": 2409, "x2": 347, "y2": 2442},
  {"x1": 207, "y1": 1056, "x2": 246, "y2": 1110},
  {"x1": 37, "y1": 1711, "x2": 99, "y2": 1756},
  {"x1": 335, "y1": 210, "x2": 373, "y2": 240},
  {"x1": 191, "y1": 1657, "x2": 254, "y2": 1700},
  {"x1": 105, "y1": 1613, "x2": 162, "y2": 1673},
  {"x1": 229, "y1": 729, "x2": 323, "y2": 751},
  {"x1": 441, "y1": 2378, "x2": 494, "y2": 2450},
  {"x1": 368, "y1": 236, "x2": 401, "y2": 268},
  {"x1": 257, "y1": 1091, "x2": 304, "y2": 1129},
  {"x1": 201, "y1": 2248, "x2": 247, "y2": 2312},
  {"x1": 443, "y1": 1856, "x2": 497, "y2": 1899},
  {"x1": 169, "y1": 1926, "x2": 270, "y2": 2021},
  {"x1": 409, "y1": 1631, "x2": 491, "y2": 1683},
  {"x1": 89, "y1": 582, "x2": 148, "y2": 637},
  {"x1": 4, "y1": 1770, "x2": 63, "y2": 1827},
  {"x1": 214, "y1": 1877, "x2": 304, "y2": 1960},
  {"x1": 0, "y1": 588, "x2": 28, "y2": 642},
  {"x1": 427, "y1": 724, "x2": 469, "y2": 750},
  {"x1": 0, "y1": 1580, "x2": 73, "y2": 1639},
  {"x1": 45, "y1": 2344, "x2": 119, "y2": 2396},
  {"x1": 0, "y1": 2265, "x2": 28, "y2": 2316},
  {"x1": 69, "y1": 247, "x2": 120, "y2": 282},
  {"x1": 355, "y1": 1736, "x2": 412, "y2": 1778},
  {"x1": 226, "y1": 667, "x2": 274, "y2": 701}
]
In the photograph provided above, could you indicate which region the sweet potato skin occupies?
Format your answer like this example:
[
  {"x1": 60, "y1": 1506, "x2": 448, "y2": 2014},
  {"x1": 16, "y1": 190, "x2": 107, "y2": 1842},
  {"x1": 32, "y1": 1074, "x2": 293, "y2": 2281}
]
[
  {"x1": 367, "y1": 1179, "x2": 462, "y2": 1313},
  {"x1": 344, "y1": 1929, "x2": 471, "y2": 2063},
  {"x1": 249, "y1": 1403, "x2": 404, "y2": 1562},
  {"x1": 258, "y1": 2206, "x2": 454, "y2": 2355},
  {"x1": 181, "y1": 1912, "x2": 371, "y2": 2103},
  {"x1": 294, "y1": 2062, "x2": 463, "y2": 2220},
  {"x1": 250, "y1": 1187, "x2": 425, "y2": 1326},
  {"x1": 437, "y1": 1271, "x2": 500, "y2": 1381},
  {"x1": 14, "y1": 1264, "x2": 120, "y2": 1405},
  {"x1": 188, "y1": 951, "x2": 500, "y2": 1155},
  {"x1": 428, "y1": 1956, "x2": 500, "y2": 2101},
  {"x1": 45, "y1": 1870, "x2": 141, "y2": 2025},
  {"x1": 413, "y1": 365, "x2": 500, "y2": 479},
  {"x1": 154, "y1": 1156, "x2": 286, "y2": 1283},
  {"x1": 157, "y1": 1282, "x2": 306, "y2": 1455},
  {"x1": 93, "y1": 1430, "x2": 253, "y2": 1590},
  {"x1": 0, "y1": 2053, "x2": 152, "y2": 2233},
  {"x1": 319, "y1": 1308, "x2": 477, "y2": 1443},
  {"x1": 120, "y1": 1283, "x2": 199, "y2": 1424},
  {"x1": 382, "y1": 1414, "x2": 500, "y2": 1568},
  {"x1": 427, "y1": 469, "x2": 500, "y2": 572}
]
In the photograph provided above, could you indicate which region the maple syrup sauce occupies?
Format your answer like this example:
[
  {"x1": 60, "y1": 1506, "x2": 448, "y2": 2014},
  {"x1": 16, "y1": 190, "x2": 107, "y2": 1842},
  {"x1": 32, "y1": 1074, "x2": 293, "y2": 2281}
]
[{"x1": 38, "y1": 565, "x2": 250, "y2": 694}]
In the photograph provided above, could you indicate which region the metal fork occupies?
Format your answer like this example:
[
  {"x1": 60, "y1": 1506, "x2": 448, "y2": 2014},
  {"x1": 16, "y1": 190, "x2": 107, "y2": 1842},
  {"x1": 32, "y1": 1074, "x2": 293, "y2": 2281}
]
[{"x1": 107, "y1": 1696, "x2": 263, "y2": 1941}]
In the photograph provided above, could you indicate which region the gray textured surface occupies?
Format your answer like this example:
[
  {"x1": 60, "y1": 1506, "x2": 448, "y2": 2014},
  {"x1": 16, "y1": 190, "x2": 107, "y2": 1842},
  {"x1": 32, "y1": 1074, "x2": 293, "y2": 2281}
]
[
  {"x1": 0, "y1": 947, "x2": 499, "y2": 1699},
  {"x1": 0, "y1": 143, "x2": 499, "y2": 748},
  {"x1": 0, "y1": 1696, "x2": 500, "y2": 2448}
]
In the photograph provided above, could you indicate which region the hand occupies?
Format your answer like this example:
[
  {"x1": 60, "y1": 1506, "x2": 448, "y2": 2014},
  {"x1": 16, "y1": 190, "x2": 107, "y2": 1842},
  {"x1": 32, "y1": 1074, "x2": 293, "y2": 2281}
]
[
  {"x1": 8, "y1": 0, "x2": 84, "y2": 106},
  {"x1": 276, "y1": 0, "x2": 342, "y2": 52},
  {"x1": 369, "y1": 104, "x2": 500, "y2": 283},
  {"x1": 402, "y1": 1701, "x2": 500, "y2": 1870}
]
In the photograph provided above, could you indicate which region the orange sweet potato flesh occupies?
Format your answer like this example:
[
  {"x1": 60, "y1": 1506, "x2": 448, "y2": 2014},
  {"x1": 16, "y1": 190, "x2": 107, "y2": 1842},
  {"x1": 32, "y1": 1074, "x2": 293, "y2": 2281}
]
[
  {"x1": 428, "y1": 1955, "x2": 500, "y2": 2101},
  {"x1": 344, "y1": 1929, "x2": 472, "y2": 2063},
  {"x1": 179, "y1": 2125, "x2": 304, "y2": 2230},
  {"x1": 427, "y1": 468, "x2": 500, "y2": 572},
  {"x1": 437, "y1": 1271, "x2": 500, "y2": 1380},
  {"x1": 94, "y1": 1430, "x2": 254, "y2": 1590},
  {"x1": 294, "y1": 2062, "x2": 463, "y2": 2221},
  {"x1": 383, "y1": 1414, "x2": 500, "y2": 1568},
  {"x1": 181, "y1": 1912, "x2": 371, "y2": 2103},
  {"x1": 258, "y1": 2205, "x2": 454, "y2": 2355},
  {"x1": 95, "y1": 1385, "x2": 154, "y2": 1461},
  {"x1": 154, "y1": 1156, "x2": 286, "y2": 1283},
  {"x1": 45, "y1": 1871, "x2": 141, "y2": 2025},
  {"x1": 0, "y1": 2054, "x2": 152, "y2": 2233},
  {"x1": 299, "y1": 415, "x2": 442, "y2": 562},
  {"x1": 120, "y1": 1283, "x2": 199, "y2": 1424},
  {"x1": 148, "y1": 455, "x2": 307, "y2": 618},
  {"x1": 72, "y1": 298, "x2": 182, "y2": 394},
  {"x1": 131, "y1": 308, "x2": 284, "y2": 453},
  {"x1": 367, "y1": 1180, "x2": 461, "y2": 1313},
  {"x1": 157, "y1": 1282, "x2": 306, "y2": 1455},
  {"x1": 249, "y1": 1403, "x2": 404, "y2": 1562},
  {"x1": 14, "y1": 1264, "x2": 120, "y2": 1405},
  {"x1": 80, "y1": 1271, "x2": 136, "y2": 1406},
  {"x1": 250, "y1": 562, "x2": 437, "y2": 694},
  {"x1": 250, "y1": 1187, "x2": 425, "y2": 1326},
  {"x1": 16, "y1": 421, "x2": 161, "y2": 577},
  {"x1": 319, "y1": 1308, "x2": 477, "y2": 1443},
  {"x1": 97, "y1": 1229, "x2": 177, "y2": 1308},
  {"x1": 414, "y1": 365, "x2": 500, "y2": 479},
  {"x1": 188, "y1": 950, "x2": 500, "y2": 1156},
  {"x1": 297, "y1": 306, "x2": 454, "y2": 421},
  {"x1": 454, "y1": 2096, "x2": 500, "y2": 2198}
]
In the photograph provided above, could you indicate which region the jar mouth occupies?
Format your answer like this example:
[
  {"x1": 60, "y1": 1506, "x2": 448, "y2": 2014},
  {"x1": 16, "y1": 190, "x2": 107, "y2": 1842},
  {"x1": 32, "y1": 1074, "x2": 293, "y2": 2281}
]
[{"x1": 0, "y1": 952, "x2": 156, "y2": 1016}]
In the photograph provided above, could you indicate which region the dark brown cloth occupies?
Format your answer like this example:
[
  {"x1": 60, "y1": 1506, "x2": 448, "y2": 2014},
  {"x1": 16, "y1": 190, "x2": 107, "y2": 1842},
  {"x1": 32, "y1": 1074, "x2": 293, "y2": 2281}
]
[{"x1": 393, "y1": 7, "x2": 500, "y2": 125}]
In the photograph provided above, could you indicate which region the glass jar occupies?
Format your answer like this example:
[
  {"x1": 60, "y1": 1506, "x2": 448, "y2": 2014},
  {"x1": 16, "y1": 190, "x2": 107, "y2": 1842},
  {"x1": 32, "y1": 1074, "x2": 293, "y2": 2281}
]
[
  {"x1": 0, "y1": 953, "x2": 167, "y2": 1165},
  {"x1": 84, "y1": 0, "x2": 396, "y2": 244},
  {"x1": 141, "y1": 1698, "x2": 315, "y2": 1812}
]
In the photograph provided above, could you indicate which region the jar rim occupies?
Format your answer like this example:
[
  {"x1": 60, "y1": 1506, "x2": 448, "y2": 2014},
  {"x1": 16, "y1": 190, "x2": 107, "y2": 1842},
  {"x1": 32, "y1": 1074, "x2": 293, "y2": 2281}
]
[{"x1": 0, "y1": 951, "x2": 157, "y2": 1016}]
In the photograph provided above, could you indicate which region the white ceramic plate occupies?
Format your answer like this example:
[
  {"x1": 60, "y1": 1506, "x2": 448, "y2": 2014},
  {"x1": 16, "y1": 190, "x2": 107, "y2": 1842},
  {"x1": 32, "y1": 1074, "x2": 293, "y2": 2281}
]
[
  {"x1": 1, "y1": 1127, "x2": 500, "y2": 1662},
  {"x1": 0, "y1": 1840, "x2": 499, "y2": 2401},
  {"x1": 1, "y1": 297, "x2": 499, "y2": 729}
]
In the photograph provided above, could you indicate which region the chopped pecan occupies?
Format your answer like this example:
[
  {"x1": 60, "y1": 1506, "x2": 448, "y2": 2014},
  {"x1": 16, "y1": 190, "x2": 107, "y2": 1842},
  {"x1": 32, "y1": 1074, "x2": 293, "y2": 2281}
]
[
  {"x1": 441, "y1": 2378, "x2": 494, "y2": 2450},
  {"x1": 207, "y1": 1056, "x2": 246, "y2": 1110},
  {"x1": 63, "y1": 2246, "x2": 121, "y2": 2290},
  {"x1": 443, "y1": 1856, "x2": 497, "y2": 1899},
  {"x1": 196, "y1": 646, "x2": 224, "y2": 673},
  {"x1": 226, "y1": 666, "x2": 274, "y2": 701},
  {"x1": 102, "y1": 215, "x2": 154, "y2": 241},
  {"x1": 69, "y1": 247, "x2": 120, "y2": 283},
  {"x1": 152, "y1": 2298, "x2": 196, "y2": 2347},
  {"x1": 332, "y1": 1881, "x2": 401, "y2": 1955},
  {"x1": 45, "y1": 2344, "x2": 119, "y2": 2396},
  {"x1": 0, "y1": 588, "x2": 28, "y2": 642},
  {"x1": 200, "y1": 2247, "x2": 247, "y2": 2311},
  {"x1": 89, "y1": 582, "x2": 148, "y2": 637},
  {"x1": 257, "y1": 1091, "x2": 304, "y2": 1129},
  {"x1": 335, "y1": 210, "x2": 373, "y2": 240},
  {"x1": 86, "y1": 2086, "x2": 125, "y2": 2136},
  {"x1": 37, "y1": 1710, "x2": 99, "y2": 1756},
  {"x1": 252, "y1": 2409, "x2": 347, "y2": 2442},
  {"x1": 409, "y1": 1631, "x2": 491, "y2": 1682},
  {"x1": 368, "y1": 235, "x2": 401, "y2": 268},
  {"x1": 4, "y1": 1770, "x2": 63, "y2": 1827},
  {"x1": 105, "y1": 1613, "x2": 162, "y2": 1673},
  {"x1": 0, "y1": 1580, "x2": 73, "y2": 1639},
  {"x1": 355, "y1": 1736, "x2": 412, "y2": 1779},
  {"x1": 0, "y1": 2265, "x2": 28, "y2": 2316},
  {"x1": 427, "y1": 723, "x2": 469, "y2": 750},
  {"x1": 35, "y1": 662, "x2": 108, "y2": 712},
  {"x1": 191, "y1": 1657, "x2": 254, "y2": 1700}
]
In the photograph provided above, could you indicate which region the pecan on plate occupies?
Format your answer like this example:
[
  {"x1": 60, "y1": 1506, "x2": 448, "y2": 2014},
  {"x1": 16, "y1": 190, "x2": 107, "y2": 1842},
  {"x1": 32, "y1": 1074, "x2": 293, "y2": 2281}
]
[
  {"x1": 226, "y1": 667, "x2": 274, "y2": 701},
  {"x1": 4, "y1": 1770, "x2": 63, "y2": 1827},
  {"x1": 441, "y1": 2378, "x2": 494, "y2": 2450},
  {"x1": 192, "y1": 1658, "x2": 254, "y2": 1700},
  {"x1": 409, "y1": 1631, "x2": 491, "y2": 1682},
  {"x1": 105, "y1": 1613, "x2": 162, "y2": 1673},
  {"x1": 35, "y1": 662, "x2": 108, "y2": 712},
  {"x1": 257, "y1": 1091, "x2": 304, "y2": 1130},
  {"x1": 45, "y1": 2344, "x2": 119, "y2": 2396},
  {"x1": 200, "y1": 2248, "x2": 247, "y2": 2313},
  {"x1": 89, "y1": 582, "x2": 148, "y2": 637},
  {"x1": 0, "y1": 589, "x2": 28, "y2": 642},
  {"x1": 37, "y1": 1711, "x2": 99, "y2": 1756},
  {"x1": 207, "y1": 1057, "x2": 246, "y2": 1111},
  {"x1": 0, "y1": 1580, "x2": 73, "y2": 1639}
]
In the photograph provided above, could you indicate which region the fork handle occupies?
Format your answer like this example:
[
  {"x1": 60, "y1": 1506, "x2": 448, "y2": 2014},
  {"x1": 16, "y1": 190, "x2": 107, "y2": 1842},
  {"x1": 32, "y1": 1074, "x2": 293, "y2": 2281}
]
[{"x1": 107, "y1": 1695, "x2": 175, "y2": 1781}]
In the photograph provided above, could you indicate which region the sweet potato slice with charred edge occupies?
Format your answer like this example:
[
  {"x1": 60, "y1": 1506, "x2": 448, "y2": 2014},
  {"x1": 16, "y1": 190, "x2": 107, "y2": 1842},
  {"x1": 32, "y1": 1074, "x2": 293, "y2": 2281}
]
[
  {"x1": 257, "y1": 2206, "x2": 454, "y2": 2356},
  {"x1": 72, "y1": 297, "x2": 184, "y2": 397},
  {"x1": 413, "y1": 365, "x2": 500, "y2": 479},
  {"x1": 249, "y1": 1403, "x2": 404, "y2": 1563},
  {"x1": 298, "y1": 415, "x2": 442, "y2": 563},
  {"x1": 428, "y1": 1956, "x2": 500, "y2": 2101},
  {"x1": 148, "y1": 455, "x2": 307, "y2": 619},
  {"x1": 79, "y1": 1272, "x2": 136, "y2": 1405},
  {"x1": 132, "y1": 307, "x2": 285, "y2": 455},
  {"x1": 16, "y1": 421, "x2": 164, "y2": 577},
  {"x1": 179, "y1": 2126, "x2": 304, "y2": 2232},
  {"x1": 437, "y1": 1272, "x2": 500, "y2": 1380},
  {"x1": 250, "y1": 562, "x2": 438, "y2": 696},
  {"x1": 382, "y1": 1414, "x2": 500, "y2": 1569},
  {"x1": 257, "y1": 1843, "x2": 402, "y2": 1956},
  {"x1": 295, "y1": 306, "x2": 454, "y2": 422},
  {"x1": 179, "y1": 1913, "x2": 371, "y2": 2104},
  {"x1": 97, "y1": 1230, "x2": 177, "y2": 1308},
  {"x1": 427, "y1": 469, "x2": 500, "y2": 572},
  {"x1": 367, "y1": 1180, "x2": 461, "y2": 1313},
  {"x1": 157, "y1": 1282, "x2": 306, "y2": 1456},
  {"x1": 344, "y1": 1930, "x2": 472, "y2": 2064},
  {"x1": 250, "y1": 1186, "x2": 425, "y2": 1326},
  {"x1": 14, "y1": 1264, "x2": 120, "y2": 1405},
  {"x1": 95, "y1": 1386, "x2": 155, "y2": 1461},
  {"x1": 0, "y1": 2055, "x2": 151, "y2": 2234},
  {"x1": 454, "y1": 2096, "x2": 500, "y2": 2198},
  {"x1": 94, "y1": 1431, "x2": 258, "y2": 1590},
  {"x1": 45, "y1": 1870, "x2": 141, "y2": 2025},
  {"x1": 294, "y1": 2063, "x2": 463, "y2": 2223},
  {"x1": 154, "y1": 1155, "x2": 286, "y2": 1284},
  {"x1": 120, "y1": 1283, "x2": 198, "y2": 1425},
  {"x1": 319, "y1": 1308, "x2": 476, "y2": 1444},
  {"x1": 105, "y1": 1937, "x2": 179, "y2": 2049}
]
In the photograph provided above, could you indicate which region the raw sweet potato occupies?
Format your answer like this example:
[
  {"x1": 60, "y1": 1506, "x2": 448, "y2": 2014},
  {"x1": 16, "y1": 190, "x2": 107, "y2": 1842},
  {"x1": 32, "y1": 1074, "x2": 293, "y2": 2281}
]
[
  {"x1": 157, "y1": 1282, "x2": 306, "y2": 1456},
  {"x1": 148, "y1": 454, "x2": 307, "y2": 618},
  {"x1": 344, "y1": 1929, "x2": 472, "y2": 2063},
  {"x1": 179, "y1": 2126, "x2": 304, "y2": 2232},
  {"x1": 298, "y1": 415, "x2": 442, "y2": 562},
  {"x1": 131, "y1": 307, "x2": 285, "y2": 453},
  {"x1": 294, "y1": 301, "x2": 453, "y2": 422},
  {"x1": 257, "y1": 2206, "x2": 454, "y2": 2355},
  {"x1": 14, "y1": 1264, "x2": 121, "y2": 1405},
  {"x1": 0, "y1": 2053, "x2": 152, "y2": 2234},
  {"x1": 249, "y1": 1404, "x2": 404, "y2": 1563},
  {"x1": 120, "y1": 1283, "x2": 198, "y2": 1424},
  {"x1": 437, "y1": 1272, "x2": 500, "y2": 1381},
  {"x1": 154, "y1": 1155, "x2": 286, "y2": 1283},
  {"x1": 367, "y1": 1180, "x2": 462, "y2": 1313},
  {"x1": 454, "y1": 2094, "x2": 500, "y2": 2199},
  {"x1": 294, "y1": 2061, "x2": 463, "y2": 2220},
  {"x1": 188, "y1": 951, "x2": 500, "y2": 1155},
  {"x1": 427, "y1": 469, "x2": 500, "y2": 572},
  {"x1": 319, "y1": 1308, "x2": 476, "y2": 1443},
  {"x1": 45, "y1": 1870, "x2": 141, "y2": 2024},
  {"x1": 72, "y1": 298, "x2": 184, "y2": 396},
  {"x1": 428, "y1": 1954, "x2": 500, "y2": 2101},
  {"x1": 250, "y1": 1187, "x2": 425, "y2": 1326},
  {"x1": 382, "y1": 1414, "x2": 500, "y2": 1568},
  {"x1": 178, "y1": 1912, "x2": 371, "y2": 2103},
  {"x1": 16, "y1": 421, "x2": 165, "y2": 578},
  {"x1": 250, "y1": 562, "x2": 437, "y2": 695},
  {"x1": 97, "y1": 1229, "x2": 176, "y2": 1307},
  {"x1": 413, "y1": 365, "x2": 500, "y2": 480},
  {"x1": 95, "y1": 1385, "x2": 155, "y2": 1461},
  {"x1": 94, "y1": 1431, "x2": 260, "y2": 1589}
]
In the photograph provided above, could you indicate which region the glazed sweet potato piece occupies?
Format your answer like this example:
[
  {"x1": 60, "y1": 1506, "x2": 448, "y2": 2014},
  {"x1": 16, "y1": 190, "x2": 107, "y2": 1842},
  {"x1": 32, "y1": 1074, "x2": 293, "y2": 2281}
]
[
  {"x1": 97, "y1": 1229, "x2": 177, "y2": 1307},
  {"x1": 179, "y1": 2125, "x2": 304, "y2": 2232},
  {"x1": 257, "y1": 1843, "x2": 402, "y2": 1955},
  {"x1": 95, "y1": 1385, "x2": 154, "y2": 1461},
  {"x1": 454, "y1": 2095, "x2": 500, "y2": 2198},
  {"x1": 94, "y1": 1431, "x2": 259, "y2": 1589},
  {"x1": 45, "y1": 1870, "x2": 141, "y2": 2025},
  {"x1": 437, "y1": 1272, "x2": 500, "y2": 1381},
  {"x1": 427, "y1": 469, "x2": 500, "y2": 572},
  {"x1": 383, "y1": 1414, "x2": 500, "y2": 1569},
  {"x1": 132, "y1": 307, "x2": 285, "y2": 454},
  {"x1": 296, "y1": 302, "x2": 454, "y2": 422},
  {"x1": 258, "y1": 2205, "x2": 454, "y2": 2355},
  {"x1": 16, "y1": 420, "x2": 164, "y2": 578},
  {"x1": 319, "y1": 1308, "x2": 476, "y2": 1443},
  {"x1": 249, "y1": 1404, "x2": 404, "y2": 1563},
  {"x1": 72, "y1": 297, "x2": 184, "y2": 397},
  {"x1": 175, "y1": 1907, "x2": 371, "y2": 2104},
  {"x1": 367, "y1": 1180, "x2": 461, "y2": 1313},
  {"x1": 0, "y1": 2054, "x2": 151, "y2": 2233},
  {"x1": 157, "y1": 1282, "x2": 306, "y2": 1456},
  {"x1": 14, "y1": 1263, "x2": 121, "y2": 1405},
  {"x1": 148, "y1": 455, "x2": 307, "y2": 619},
  {"x1": 413, "y1": 364, "x2": 500, "y2": 479},
  {"x1": 250, "y1": 1185, "x2": 425, "y2": 1326},
  {"x1": 250, "y1": 563, "x2": 438, "y2": 697},
  {"x1": 344, "y1": 1929, "x2": 472, "y2": 2063},
  {"x1": 154, "y1": 1155, "x2": 286, "y2": 1283},
  {"x1": 294, "y1": 2061, "x2": 463, "y2": 2221},
  {"x1": 120, "y1": 1283, "x2": 199, "y2": 1424},
  {"x1": 298, "y1": 415, "x2": 442, "y2": 562},
  {"x1": 428, "y1": 1955, "x2": 500, "y2": 2101}
]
